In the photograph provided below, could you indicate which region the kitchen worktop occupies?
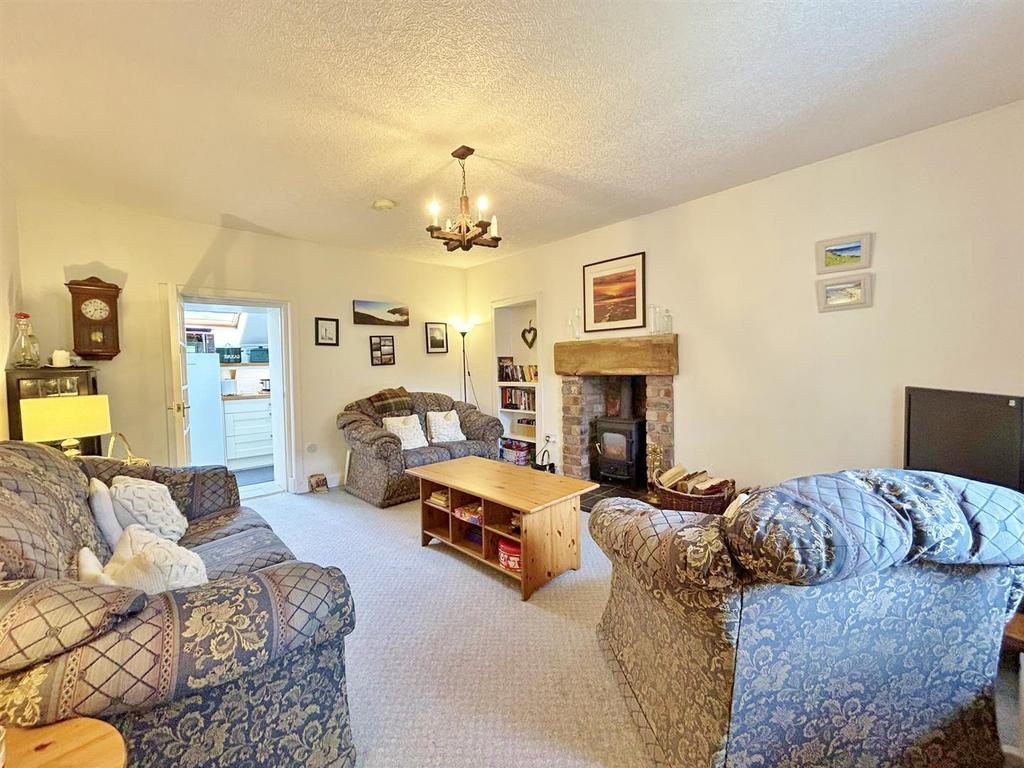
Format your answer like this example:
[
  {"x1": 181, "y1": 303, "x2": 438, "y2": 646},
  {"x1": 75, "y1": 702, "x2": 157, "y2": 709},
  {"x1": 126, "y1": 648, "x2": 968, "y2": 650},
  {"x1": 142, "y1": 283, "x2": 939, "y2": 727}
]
[{"x1": 221, "y1": 393, "x2": 271, "y2": 401}]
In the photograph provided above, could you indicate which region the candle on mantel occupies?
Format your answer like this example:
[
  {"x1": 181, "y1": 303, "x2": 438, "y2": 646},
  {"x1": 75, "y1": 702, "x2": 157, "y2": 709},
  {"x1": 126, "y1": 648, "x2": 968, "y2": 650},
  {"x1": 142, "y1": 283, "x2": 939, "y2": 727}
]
[
  {"x1": 490, "y1": 214, "x2": 498, "y2": 238},
  {"x1": 428, "y1": 200, "x2": 440, "y2": 228},
  {"x1": 477, "y1": 195, "x2": 488, "y2": 222}
]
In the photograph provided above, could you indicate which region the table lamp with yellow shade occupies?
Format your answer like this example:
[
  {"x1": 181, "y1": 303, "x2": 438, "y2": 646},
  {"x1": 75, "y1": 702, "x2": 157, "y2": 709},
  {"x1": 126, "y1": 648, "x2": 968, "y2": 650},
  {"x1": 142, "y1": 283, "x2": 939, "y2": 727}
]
[{"x1": 20, "y1": 394, "x2": 111, "y2": 457}]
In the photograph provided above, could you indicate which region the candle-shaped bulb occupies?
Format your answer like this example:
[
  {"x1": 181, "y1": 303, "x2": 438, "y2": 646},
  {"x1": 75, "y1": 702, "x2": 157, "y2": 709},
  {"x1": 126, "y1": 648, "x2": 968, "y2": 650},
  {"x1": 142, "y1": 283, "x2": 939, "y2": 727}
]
[
  {"x1": 490, "y1": 214, "x2": 498, "y2": 238},
  {"x1": 444, "y1": 218, "x2": 452, "y2": 232},
  {"x1": 428, "y1": 200, "x2": 440, "y2": 227},
  {"x1": 477, "y1": 195, "x2": 489, "y2": 222}
]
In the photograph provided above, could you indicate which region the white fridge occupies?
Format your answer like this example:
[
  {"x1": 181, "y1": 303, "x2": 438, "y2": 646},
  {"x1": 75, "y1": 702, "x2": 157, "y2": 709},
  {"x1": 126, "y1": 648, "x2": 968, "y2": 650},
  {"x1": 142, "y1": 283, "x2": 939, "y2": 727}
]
[{"x1": 186, "y1": 352, "x2": 226, "y2": 466}]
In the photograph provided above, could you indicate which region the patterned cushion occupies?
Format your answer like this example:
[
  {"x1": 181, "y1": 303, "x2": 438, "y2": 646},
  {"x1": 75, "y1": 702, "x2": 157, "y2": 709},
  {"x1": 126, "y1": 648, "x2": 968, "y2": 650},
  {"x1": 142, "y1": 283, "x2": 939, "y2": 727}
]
[
  {"x1": 426, "y1": 410, "x2": 467, "y2": 443},
  {"x1": 110, "y1": 476, "x2": 189, "y2": 542},
  {"x1": 726, "y1": 469, "x2": 1024, "y2": 585},
  {"x1": 0, "y1": 442, "x2": 88, "y2": 501},
  {"x1": 368, "y1": 387, "x2": 412, "y2": 417},
  {"x1": 178, "y1": 507, "x2": 270, "y2": 549},
  {"x1": 0, "y1": 487, "x2": 64, "y2": 580},
  {"x1": 402, "y1": 445, "x2": 452, "y2": 469},
  {"x1": 0, "y1": 578, "x2": 146, "y2": 674},
  {"x1": 442, "y1": 440, "x2": 495, "y2": 460},
  {"x1": 0, "y1": 447, "x2": 107, "y2": 568},
  {"x1": 191, "y1": 527, "x2": 295, "y2": 580}
]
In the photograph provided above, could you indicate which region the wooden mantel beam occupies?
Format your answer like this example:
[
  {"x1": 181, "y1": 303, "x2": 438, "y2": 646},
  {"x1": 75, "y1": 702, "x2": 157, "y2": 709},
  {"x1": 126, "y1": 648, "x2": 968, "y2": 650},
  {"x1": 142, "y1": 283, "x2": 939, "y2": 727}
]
[{"x1": 553, "y1": 334, "x2": 678, "y2": 376}]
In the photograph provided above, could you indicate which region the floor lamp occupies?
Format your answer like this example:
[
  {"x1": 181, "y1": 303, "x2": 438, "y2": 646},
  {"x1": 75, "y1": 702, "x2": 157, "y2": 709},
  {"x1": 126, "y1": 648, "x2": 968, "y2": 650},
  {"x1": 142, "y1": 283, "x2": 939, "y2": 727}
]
[{"x1": 456, "y1": 322, "x2": 475, "y2": 403}]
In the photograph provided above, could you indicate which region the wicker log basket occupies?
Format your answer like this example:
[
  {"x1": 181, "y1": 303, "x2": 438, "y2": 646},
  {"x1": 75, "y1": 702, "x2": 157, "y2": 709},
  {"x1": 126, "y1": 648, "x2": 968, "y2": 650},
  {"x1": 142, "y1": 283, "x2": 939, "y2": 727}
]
[{"x1": 654, "y1": 470, "x2": 736, "y2": 515}]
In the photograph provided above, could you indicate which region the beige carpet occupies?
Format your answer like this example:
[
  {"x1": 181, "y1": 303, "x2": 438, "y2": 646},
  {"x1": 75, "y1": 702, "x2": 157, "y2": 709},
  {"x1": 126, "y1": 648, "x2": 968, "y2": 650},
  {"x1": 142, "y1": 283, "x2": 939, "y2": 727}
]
[{"x1": 249, "y1": 488, "x2": 651, "y2": 768}]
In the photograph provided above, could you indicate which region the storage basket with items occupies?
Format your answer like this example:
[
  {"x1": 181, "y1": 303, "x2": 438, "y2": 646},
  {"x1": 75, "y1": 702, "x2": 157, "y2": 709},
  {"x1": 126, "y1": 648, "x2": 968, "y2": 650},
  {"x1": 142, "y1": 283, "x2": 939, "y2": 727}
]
[
  {"x1": 654, "y1": 465, "x2": 736, "y2": 514},
  {"x1": 499, "y1": 439, "x2": 531, "y2": 466}
]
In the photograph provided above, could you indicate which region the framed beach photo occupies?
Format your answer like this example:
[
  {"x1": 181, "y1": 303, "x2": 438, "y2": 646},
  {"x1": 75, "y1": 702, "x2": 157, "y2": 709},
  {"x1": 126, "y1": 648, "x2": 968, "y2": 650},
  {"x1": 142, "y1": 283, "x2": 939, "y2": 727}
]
[
  {"x1": 582, "y1": 252, "x2": 646, "y2": 332},
  {"x1": 816, "y1": 273, "x2": 874, "y2": 312},
  {"x1": 815, "y1": 233, "x2": 873, "y2": 274},
  {"x1": 369, "y1": 335, "x2": 396, "y2": 365},
  {"x1": 314, "y1": 317, "x2": 339, "y2": 346},
  {"x1": 424, "y1": 322, "x2": 448, "y2": 354}
]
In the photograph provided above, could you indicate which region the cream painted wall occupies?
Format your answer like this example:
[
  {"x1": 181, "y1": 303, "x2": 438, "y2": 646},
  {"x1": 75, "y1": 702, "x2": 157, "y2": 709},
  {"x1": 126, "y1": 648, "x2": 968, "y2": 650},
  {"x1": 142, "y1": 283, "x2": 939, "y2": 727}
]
[
  {"x1": 466, "y1": 102, "x2": 1024, "y2": 487},
  {"x1": 0, "y1": 175, "x2": 23, "y2": 439},
  {"x1": 15, "y1": 192, "x2": 467, "y2": 484}
]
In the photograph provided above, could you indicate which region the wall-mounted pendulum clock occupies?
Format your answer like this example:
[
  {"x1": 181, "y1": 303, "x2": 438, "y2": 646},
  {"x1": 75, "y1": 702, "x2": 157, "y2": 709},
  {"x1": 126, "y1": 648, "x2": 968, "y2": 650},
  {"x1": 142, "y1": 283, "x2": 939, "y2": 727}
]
[{"x1": 65, "y1": 276, "x2": 122, "y2": 360}]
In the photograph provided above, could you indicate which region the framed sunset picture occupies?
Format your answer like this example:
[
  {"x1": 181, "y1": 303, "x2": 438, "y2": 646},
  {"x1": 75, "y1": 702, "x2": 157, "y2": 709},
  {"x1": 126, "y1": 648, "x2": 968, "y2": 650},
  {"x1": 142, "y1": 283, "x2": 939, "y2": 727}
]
[{"x1": 583, "y1": 252, "x2": 646, "y2": 332}]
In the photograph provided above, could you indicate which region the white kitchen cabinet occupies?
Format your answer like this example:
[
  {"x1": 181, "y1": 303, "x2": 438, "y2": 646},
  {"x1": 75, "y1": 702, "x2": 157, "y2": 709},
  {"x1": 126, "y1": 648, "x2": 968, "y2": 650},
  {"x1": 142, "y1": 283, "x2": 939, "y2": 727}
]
[{"x1": 223, "y1": 397, "x2": 273, "y2": 470}]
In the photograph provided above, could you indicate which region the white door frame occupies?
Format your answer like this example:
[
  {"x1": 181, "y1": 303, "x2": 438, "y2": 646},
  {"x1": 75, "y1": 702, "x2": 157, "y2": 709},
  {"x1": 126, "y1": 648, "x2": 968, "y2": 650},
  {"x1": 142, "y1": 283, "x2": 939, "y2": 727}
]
[{"x1": 160, "y1": 284, "x2": 303, "y2": 494}]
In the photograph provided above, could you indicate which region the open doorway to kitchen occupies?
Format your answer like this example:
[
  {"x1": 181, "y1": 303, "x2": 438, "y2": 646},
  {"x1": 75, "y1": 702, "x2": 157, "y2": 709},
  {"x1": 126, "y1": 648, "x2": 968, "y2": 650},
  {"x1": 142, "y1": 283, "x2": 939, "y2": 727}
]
[{"x1": 181, "y1": 300, "x2": 288, "y2": 498}]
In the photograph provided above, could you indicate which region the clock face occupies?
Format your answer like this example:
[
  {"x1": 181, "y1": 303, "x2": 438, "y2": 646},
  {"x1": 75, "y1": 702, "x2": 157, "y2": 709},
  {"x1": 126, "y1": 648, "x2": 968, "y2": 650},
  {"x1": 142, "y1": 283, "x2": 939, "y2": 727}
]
[{"x1": 80, "y1": 298, "x2": 111, "y2": 321}]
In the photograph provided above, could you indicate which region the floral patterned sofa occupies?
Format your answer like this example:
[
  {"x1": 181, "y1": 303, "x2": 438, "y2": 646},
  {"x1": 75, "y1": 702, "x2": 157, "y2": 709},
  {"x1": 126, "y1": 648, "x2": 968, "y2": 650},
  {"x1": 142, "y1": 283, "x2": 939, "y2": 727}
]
[
  {"x1": 0, "y1": 441, "x2": 356, "y2": 768},
  {"x1": 590, "y1": 469, "x2": 1024, "y2": 768},
  {"x1": 337, "y1": 390, "x2": 502, "y2": 507}
]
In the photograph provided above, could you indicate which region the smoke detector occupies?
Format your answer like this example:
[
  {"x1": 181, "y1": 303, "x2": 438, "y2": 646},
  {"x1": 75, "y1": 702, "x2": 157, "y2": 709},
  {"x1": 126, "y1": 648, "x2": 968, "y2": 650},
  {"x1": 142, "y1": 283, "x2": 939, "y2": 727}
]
[{"x1": 372, "y1": 198, "x2": 396, "y2": 211}]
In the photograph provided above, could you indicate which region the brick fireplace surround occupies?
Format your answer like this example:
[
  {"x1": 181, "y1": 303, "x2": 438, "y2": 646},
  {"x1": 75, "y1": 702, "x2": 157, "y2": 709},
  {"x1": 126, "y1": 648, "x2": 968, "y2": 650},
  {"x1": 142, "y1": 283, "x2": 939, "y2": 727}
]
[{"x1": 553, "y1": 335, "x2": 679, "y2": 482}]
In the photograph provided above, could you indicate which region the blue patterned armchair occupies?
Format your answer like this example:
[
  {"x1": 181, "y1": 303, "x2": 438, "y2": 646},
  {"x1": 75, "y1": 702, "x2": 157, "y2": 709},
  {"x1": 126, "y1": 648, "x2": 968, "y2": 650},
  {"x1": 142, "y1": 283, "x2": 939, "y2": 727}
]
[
  {"x1": 0, "y1": 442, "x2": 356, "y2": 768},
  {"x1": 590, "y1": 469, "x2": 1024, "y2": 768}
]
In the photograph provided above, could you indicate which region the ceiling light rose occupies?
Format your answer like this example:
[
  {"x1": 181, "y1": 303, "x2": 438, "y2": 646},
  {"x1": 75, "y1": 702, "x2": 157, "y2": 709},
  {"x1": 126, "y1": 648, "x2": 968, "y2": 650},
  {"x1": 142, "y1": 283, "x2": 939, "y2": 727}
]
[{"x1": 425, "y1": 146, "x2": 501, "y2": 252}]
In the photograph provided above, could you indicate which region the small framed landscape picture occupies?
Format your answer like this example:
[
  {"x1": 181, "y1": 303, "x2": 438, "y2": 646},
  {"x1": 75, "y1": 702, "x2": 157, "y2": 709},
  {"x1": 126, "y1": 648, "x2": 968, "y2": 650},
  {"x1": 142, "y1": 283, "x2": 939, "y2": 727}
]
[
  {"x1": 816, "y1": 273, "x2": 874, "y2": 312},
  {"x1": 815, "y1": 233, "x2": 872, "y2": 274},
  {"x1": 583, "y1": 251, "x2": 646, "y2": 333},
  {"x1": 315, "y1": 317, "x2": 339, "y2": 346},
  {"x1": 369, "y1": 335, "x2": 396, "y2": 365},
  {"x1": 424, "y1": 322, "x2": 448, "y2": 354}
]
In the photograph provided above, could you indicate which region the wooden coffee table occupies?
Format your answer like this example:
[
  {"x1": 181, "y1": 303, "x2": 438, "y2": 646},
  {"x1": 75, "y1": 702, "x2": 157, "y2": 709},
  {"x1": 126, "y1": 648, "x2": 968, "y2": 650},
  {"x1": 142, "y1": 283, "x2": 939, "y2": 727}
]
[
  {"x1": 7, "y1": 717, "x2": 127, "y2": 767},
  {"x1": 406, "y1": 456, "x2": 598, "y2": 600}
]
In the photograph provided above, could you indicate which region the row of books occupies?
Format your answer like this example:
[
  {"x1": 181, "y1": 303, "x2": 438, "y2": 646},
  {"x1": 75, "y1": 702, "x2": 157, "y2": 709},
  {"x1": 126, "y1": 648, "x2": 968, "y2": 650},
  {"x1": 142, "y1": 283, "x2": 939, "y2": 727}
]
[
  {"x1": 500, "y1": 387, "x2": 536, "y2": 411},
  {"x1": 497, "y1": 357, "x2": 539, "y2": 382}
]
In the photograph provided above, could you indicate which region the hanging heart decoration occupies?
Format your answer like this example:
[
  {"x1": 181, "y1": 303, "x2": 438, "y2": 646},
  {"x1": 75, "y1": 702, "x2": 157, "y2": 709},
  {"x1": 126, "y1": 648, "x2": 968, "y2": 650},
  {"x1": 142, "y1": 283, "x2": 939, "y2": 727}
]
[{"x1": 521, "y1": 321, "x2": 537, "y2": 349}]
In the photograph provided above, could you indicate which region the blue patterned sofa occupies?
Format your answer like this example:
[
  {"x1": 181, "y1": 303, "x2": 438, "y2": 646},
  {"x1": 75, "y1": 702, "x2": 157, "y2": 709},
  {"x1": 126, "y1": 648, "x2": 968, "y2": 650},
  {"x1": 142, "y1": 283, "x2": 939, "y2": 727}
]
[
  {"x1": 590, "y1": 469, "x2": 1024, "y2": 768},
  {"x1": 0, "y1": 441, "x2": 356, "y2": 768},
  {"x1": 338, "y1": 390, "x2": 502, "y2": 507}
]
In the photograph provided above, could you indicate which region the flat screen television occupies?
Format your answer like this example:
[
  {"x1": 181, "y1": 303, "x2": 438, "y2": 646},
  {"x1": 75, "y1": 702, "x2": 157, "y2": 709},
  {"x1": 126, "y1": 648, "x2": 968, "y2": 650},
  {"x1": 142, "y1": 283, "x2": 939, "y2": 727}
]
[{"x1": 904, "y1": 386, "x2": 1024, "y2": 491}]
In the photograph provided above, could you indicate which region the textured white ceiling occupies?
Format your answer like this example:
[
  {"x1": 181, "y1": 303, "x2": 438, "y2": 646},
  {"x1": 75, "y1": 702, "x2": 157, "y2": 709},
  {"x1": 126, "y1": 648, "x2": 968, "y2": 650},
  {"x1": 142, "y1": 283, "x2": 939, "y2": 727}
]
[{"x1": 2, "y1": 1, "x2": 1022, "y2": 268}]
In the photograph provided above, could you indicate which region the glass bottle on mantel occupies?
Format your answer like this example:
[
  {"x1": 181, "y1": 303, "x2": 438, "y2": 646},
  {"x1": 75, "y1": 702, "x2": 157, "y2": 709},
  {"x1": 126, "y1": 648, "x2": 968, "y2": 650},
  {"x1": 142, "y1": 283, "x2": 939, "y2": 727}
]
[
  {"x1": 648, "y1": 304, "x2": 661, "y2": 335},
  {"x1": 661, "y1": 308, "x2": 673, "y2": 334},
  {"x1": 8, "y1": 313, "x2": 41, "y2": 368}
]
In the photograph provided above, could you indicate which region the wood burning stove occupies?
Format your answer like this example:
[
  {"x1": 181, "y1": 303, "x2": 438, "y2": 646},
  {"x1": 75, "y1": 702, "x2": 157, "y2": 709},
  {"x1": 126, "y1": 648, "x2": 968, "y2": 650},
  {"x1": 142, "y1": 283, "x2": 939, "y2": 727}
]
[{"x1": 591, "y1": 417, "x2": 646, "y2": 489}]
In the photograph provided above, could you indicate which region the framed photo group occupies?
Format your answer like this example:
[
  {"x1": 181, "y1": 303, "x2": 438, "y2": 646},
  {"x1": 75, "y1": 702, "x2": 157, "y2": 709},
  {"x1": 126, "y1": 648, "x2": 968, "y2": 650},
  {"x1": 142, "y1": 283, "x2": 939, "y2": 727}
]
[
  {"x1": 814, "y1": 232, "x2": 875, "y2": 312},
  {"x1": 313, "y1": 299, "x2": 452, "y2": 365},
  {"x1": 369, "y1": 335, "x2": 395, "y2": 366}
]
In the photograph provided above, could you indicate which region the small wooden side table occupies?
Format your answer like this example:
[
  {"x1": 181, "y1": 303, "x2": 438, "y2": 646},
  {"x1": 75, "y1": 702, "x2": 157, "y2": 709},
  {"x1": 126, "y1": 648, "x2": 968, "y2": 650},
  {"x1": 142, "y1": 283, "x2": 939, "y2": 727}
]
[{"x1": 6, "y1": 717, "x2": 127, "y2": 768}]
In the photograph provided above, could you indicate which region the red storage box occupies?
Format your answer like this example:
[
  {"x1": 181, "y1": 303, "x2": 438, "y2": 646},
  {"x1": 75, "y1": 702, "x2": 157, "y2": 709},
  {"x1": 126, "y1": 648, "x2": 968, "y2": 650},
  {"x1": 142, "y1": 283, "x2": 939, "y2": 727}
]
[{"x1": 497, "y1": 538, "x2": 522, "y2": 573}]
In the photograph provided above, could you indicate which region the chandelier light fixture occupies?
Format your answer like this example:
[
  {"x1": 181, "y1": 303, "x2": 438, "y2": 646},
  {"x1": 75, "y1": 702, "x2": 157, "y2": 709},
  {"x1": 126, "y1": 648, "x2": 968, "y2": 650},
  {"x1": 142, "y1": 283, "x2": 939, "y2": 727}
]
[{"x1": 426, "y1": 146, "x2": 500, "y2": 252}]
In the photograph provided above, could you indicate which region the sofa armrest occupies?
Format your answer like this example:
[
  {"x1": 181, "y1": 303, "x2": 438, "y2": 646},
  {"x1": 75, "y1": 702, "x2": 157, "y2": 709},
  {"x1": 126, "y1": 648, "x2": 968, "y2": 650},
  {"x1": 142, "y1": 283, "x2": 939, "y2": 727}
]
[
  {"x1": 453, "y1": 401, "x2": 503, "y2": 442},
  {"x1": 589, "y1": 497, "x2": 738, "y2": 596},
  {"x1": 0, "y1": 562, "x2": 355, "y2": 726},
  {"x1": 77, "y1": 458, "x2": 240, "y2": 521},
  {"x1": 337, "y1": 411, "x2": 402, "y2": 466}
]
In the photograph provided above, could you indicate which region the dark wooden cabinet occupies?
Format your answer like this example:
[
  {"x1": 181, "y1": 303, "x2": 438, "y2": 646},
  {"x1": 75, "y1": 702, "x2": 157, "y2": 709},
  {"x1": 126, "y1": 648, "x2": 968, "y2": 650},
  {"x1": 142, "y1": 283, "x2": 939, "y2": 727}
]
[{"x1": 5, "y1": 367, "x2": 101, "y2": 455}]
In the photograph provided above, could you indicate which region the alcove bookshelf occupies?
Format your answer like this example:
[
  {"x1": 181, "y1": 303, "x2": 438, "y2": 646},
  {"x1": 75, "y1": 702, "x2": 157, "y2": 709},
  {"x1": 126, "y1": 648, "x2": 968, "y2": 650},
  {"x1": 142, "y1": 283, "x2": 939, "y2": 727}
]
[{"x1": 492, "y1": 296, "x2": 542, "y2": 465}]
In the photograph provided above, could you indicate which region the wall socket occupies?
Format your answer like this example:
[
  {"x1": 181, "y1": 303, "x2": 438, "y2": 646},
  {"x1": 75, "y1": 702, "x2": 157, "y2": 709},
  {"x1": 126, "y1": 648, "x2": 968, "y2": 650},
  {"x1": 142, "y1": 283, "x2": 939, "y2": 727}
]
[{"x1": 544, "y1": 433, "x2": 558, "y2": 444}]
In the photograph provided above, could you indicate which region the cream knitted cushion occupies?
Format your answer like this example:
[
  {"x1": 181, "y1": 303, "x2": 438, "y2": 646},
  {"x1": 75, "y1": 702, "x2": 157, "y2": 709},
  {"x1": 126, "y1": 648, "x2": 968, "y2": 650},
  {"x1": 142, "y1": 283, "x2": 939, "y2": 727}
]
[
  {"x1": 109, "y1": 475, "x2": 188, "y2": 542},
  {"x1": 88, "y1": 478, "x2": 123, "y2": 550},
  {"x1": 382, "y1": 414, "x2": 429, "y2": 450},
  {"x1": 78, "y1": 525, "x2": 207, "y2": 595},
  {"x1": 426, "y1": 410, "x2": 467, "y2": 443}
]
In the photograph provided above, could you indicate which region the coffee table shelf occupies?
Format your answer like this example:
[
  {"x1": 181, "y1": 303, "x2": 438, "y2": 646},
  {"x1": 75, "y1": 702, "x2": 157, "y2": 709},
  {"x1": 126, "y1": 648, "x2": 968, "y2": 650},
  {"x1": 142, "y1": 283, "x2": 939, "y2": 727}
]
[{"x1": 408, "y1": 456, "x2": 598, "y2": 600}]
